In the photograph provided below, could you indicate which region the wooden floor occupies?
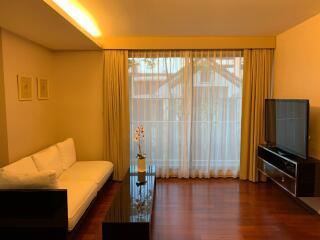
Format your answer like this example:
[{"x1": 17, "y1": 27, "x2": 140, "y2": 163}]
[{"x1": 73, "y1": 179, "x2": 320, "y2": 240}]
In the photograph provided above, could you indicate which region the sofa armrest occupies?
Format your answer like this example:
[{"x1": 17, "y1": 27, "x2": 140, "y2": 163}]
[{"x1": 0, "y1": 189, "x2": 68, "y2": 240}]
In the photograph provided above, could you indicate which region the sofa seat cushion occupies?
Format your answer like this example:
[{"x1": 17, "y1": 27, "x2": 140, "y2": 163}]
[
  {"x1": 58, "y1": 161, "x2": 113, "y2": 190},
  {"x1": 56, "y1": 179, "x2": 97, "y2": 231}
]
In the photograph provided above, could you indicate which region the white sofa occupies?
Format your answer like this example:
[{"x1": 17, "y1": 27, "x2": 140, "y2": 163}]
[{"x1": 0, "y1": 138, "x2": 113, "y2": 231}]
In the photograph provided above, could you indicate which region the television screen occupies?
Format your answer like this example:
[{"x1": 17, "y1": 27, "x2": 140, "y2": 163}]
[{"x1": 265, "y1": 99, "x2": 309, "y2": 159}]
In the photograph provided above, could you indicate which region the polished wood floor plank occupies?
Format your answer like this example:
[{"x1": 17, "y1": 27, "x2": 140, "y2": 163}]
[
  {"x1": 152, "y1": 178, "x2": 320, "y2": 240},
  {"x1": 73, "y1": 178, "x2": 320, "y2": 240}
]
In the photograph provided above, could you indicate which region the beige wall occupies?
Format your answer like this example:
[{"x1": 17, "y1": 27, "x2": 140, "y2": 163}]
[
  {"x1": 0, "y1": 30, "x2": 104, "y2": 163},
  {"x1": 0, "y1": 30, "x2": 9, "y2": 166},
  {"x1": 274, "y1": 13, "x2": 320, "y2": 158},
  {"x1": 53, "y1": 51, "x2": 104, "y2": 161},
  {"x1": 1, "y1": 29, "x2": 57, "y2": 162}
]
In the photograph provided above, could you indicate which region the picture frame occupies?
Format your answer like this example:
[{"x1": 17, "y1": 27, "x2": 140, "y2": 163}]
[
  {"x1": 37, "y1": 77, "x2": 49, "y2": 100},
  {"x1": 17, "y1": 75, "x2": 33, "y2": 101}
]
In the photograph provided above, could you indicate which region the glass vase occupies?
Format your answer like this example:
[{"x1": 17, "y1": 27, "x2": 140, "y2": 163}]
[{"x1": 137, "y1": 156, "x2": 146, "y2": 172}]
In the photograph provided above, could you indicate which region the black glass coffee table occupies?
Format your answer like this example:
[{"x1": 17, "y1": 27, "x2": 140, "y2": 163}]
[{"x1": 102, "y1": 165, "x2": 156, "y2": 240}]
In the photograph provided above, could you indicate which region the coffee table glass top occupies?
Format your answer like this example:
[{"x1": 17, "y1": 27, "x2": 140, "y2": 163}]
[{"x1": 104, "y1": 165, "x2": 156, "y2": 223}]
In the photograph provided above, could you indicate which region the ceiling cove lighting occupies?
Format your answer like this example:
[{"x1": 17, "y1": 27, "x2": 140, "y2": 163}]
[{"x1": 52, "y1": 0, "x2": 101, "y2": 37}]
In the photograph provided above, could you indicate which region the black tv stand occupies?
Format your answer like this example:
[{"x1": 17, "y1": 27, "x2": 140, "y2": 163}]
[
  {"x1": 265, "y1": 146, "x2": 289, "y2": 156},
  {"x1": 274, "y1": 149, "x2": 288, "y2": 156},
  {"x1": 257, "y1": 145, "x2": 320, "y2": 197}
]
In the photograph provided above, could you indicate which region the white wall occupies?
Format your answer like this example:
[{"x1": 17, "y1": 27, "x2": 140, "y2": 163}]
[
  {"x1": 53, "y1": 51, "x2": 104, "y2": 161},
  {"x1": 1, "y1": 29, "x2": 57, "y2": 162},
  {"x1": 274, "y1": 13, "x2": 320, "y2": 158}
]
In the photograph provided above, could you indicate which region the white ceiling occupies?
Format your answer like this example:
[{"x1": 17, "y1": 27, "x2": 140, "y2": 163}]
[
  {"x1": 80, "y1": 0, "x2": 320, "y2": 38},
  {"x1": 1, "y1": 0, "x2": 320, "y2": 50},
  {"x1": 0, "y1": 0, "x2": 101, "y2": 50}
]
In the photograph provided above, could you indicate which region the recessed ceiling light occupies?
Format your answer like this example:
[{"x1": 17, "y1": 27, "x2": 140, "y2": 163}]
[{"x1": 52, "y1": 0, "x2": 101, "y2": 37}]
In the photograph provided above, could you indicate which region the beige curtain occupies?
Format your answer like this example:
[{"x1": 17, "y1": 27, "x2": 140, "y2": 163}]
[
  {"x1": 240, "y1": 49, "x2": 274, "y2": 182},
  {"x1": 103, "y1": 50, "x2": 130, "y2": 181}
]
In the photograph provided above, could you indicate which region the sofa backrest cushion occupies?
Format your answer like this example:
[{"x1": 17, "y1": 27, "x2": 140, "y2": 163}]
[
  {"x1": 56, "y1": 138, "x2": 77, "y2": 170},
  {"x1": 32, "y1": 146, "x2": 63, "y2": 177},
  {"x1": 0, "y1": 169, "x2": 57, "y2": 189},
  {"x1": 2, "y1": 157, "x2": 39, "y2": 175}
]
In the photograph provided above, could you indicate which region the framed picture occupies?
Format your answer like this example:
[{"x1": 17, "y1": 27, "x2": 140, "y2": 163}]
[
  {"x1": 37, "y1": 77, "x2": 49, "y2": 100},
  {"x1": 17, "y1": 75, "x2": 33, "y2": 101}
]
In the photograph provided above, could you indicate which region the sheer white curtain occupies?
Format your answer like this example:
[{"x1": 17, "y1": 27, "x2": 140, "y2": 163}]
[{"x1": 129, "y1": 50, "x2": 243, "y2": 178}]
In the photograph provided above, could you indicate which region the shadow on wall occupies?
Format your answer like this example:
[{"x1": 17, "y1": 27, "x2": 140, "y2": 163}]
[{"x1": 309, "y1": 106, "x2": 320, "y2": 159}]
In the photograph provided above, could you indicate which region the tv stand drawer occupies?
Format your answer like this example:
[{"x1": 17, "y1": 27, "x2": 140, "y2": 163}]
[
  {"x1": 257, "y1": 145, "x2": 318, "y2": 197},
  {"x1": 257, "y1": 146, "x2": 296, "y2": 177},
  {"x1": 258, "y1": 158, "x2": 296, "y2": 196}
]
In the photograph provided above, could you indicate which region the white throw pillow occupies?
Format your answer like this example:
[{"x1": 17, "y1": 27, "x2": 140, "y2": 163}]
[
  {"x1": 32, "y1": 146, "x2": 63, "y2": 177},
  {"x1": 0, "y1": 169, "x2": 57, "y2": 189},
  {"x1": 56, "y1": 138, "x2": 77, "y2": 170}
]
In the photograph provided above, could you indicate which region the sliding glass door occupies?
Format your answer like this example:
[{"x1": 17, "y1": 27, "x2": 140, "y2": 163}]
[{"x1": 129, "y1": 50, "x2": 243, "y2": 178}]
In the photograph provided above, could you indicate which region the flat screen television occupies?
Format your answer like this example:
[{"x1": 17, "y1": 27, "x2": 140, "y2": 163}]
[{"x1": 265, "y1": 99, "x2": 309, "y2": 159}]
